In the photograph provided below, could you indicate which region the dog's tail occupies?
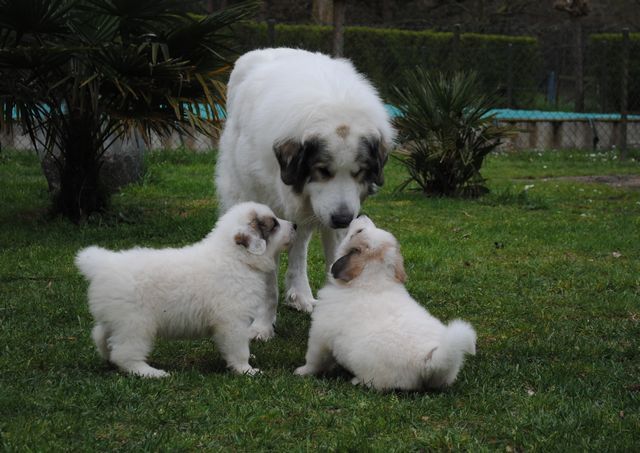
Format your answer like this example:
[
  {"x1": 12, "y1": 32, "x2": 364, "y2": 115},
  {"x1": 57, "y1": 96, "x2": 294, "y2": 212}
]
[
  {"x1": 75, "y1": 246, "x2": 111, "y2": 281},
  {"x1": 426, "y1": 319, "x2": 477, "y2": 387}
]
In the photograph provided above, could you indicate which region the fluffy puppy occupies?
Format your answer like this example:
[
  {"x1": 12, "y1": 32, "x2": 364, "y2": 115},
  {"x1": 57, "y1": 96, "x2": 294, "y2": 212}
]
[
  {"x1": 294, "y1": 216, "x2": 476, "y2": 391},
  {"x1": 75, "y1": 202, "x2": 295, "y2": 378}
]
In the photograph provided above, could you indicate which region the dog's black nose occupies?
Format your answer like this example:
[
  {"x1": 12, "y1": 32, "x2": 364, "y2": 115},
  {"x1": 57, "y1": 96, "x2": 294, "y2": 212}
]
[
  {"x1": 293, "y1": 223, "x2": 298, "y2": 230},
  {"x1": 330, "y1": 213, "x2": 353, "y2": 229}
]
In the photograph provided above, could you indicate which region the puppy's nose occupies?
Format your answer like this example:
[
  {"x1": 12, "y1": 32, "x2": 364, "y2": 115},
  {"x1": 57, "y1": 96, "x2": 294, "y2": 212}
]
[
  {"x1": 330, "y1": 212, "x2": 353, "y2": 229},
  {"x1": 293, "y1": 223, "x2": 298, "y2": 231}
]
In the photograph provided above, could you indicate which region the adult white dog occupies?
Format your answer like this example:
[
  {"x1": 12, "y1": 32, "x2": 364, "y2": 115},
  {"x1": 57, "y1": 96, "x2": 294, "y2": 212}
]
[
  {"x1": 215, "y1": 48, "x2": 395, "y2": 320},
  {"x1": 294, "y1": 216, "x2": 477, "y2": 391},
  {"x1": 75, "y1": 202, "x2": 295, "y2": 378}
]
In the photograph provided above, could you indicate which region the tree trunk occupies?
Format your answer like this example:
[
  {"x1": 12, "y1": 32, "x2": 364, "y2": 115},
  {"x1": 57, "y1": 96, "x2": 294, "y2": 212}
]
[
  {"x1": 312, "y1": 0, "x2": 333, "y2": 24},
  {"x1": 54, "y1": 113, "x2": 107, "y2": 222},
  {"x1": 380, "y1": 0, "x2": 392, "y2": 25},
  {"x1": 332, "y1": 0, "x2": 346, "y2": 57}
]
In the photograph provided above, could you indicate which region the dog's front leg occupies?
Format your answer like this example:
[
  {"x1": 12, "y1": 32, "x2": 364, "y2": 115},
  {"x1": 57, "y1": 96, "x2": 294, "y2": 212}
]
[
  {"x1": 320, "y1": 227, "x2": 347, "y2": 273},
  {"x1": 284, "y1": 225, "x2": 315, "y2": 312},
  {"x1": 249, "y1": 258, "x2": 279, "y2": 341},
  {"x1": 294, "y1": 334, "x2": 334, "y2": 376},
  {"x1": 214, "y1": 323, "x2": 259, "y2": 375}
]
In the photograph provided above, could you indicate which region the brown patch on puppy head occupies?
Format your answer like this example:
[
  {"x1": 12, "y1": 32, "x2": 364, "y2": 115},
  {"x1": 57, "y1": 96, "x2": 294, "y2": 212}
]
[
  {"x1": 234, "y1": 232, "x2": 251, "y2": 248},
  {"x1": 250, "y1": 213, "x2": 277, "y2": 240},
  {"x1": 331, "y1": 248, "x2": 365, "y2": 282},
  {"x1": 332, "y1": 237, "x2": 407, "y2": 284},
  {"x1": 336, "y1": 124, "x2": 350, "y2": 138}
]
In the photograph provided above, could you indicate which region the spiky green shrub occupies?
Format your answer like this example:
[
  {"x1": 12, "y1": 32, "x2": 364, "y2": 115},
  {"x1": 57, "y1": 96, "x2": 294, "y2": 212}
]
[{"x1": 392, "y1": 69, "x2": 513, "y2": 197}]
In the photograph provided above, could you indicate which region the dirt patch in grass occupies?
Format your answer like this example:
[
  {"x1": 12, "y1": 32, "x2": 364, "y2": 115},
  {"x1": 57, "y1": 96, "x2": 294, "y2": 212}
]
[{"x1": 517, "y1": 174, "x2": 640, "y2": 189}]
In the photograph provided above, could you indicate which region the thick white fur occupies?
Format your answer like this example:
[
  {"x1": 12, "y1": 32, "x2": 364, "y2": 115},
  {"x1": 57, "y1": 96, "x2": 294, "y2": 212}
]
[
  {"x1": 216, "y1": 48, "x2": 395, "y2": 314},
  {"x1": 75, "y1": 202, "x2": 295, "y2": 378},
  {"x1": 295, "y1": 216, "x2": 477, "y2": 391}
]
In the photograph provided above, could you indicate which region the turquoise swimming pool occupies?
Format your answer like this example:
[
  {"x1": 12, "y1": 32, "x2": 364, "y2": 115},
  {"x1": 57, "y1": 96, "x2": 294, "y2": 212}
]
[{"x1": 384, "y1": 104, "x2": 640, "y2": 121}]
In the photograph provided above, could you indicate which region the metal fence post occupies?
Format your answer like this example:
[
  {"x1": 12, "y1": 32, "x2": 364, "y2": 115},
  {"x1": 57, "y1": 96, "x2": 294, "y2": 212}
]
[
  {"x1": 267, "y1": 18, "x2": 276, "y2": 47},
  {"x1": 507, "y1": 43, "x2": 514, "y2": 108},
  {"x1": 620, "y1": 28, "x2": 629, "y2": 159}
]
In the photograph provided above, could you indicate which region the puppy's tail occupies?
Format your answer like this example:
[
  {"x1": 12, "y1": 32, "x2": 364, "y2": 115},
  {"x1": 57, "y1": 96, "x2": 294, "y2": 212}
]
[
  {"x1": 440, "y1": 319, "x2": 477, "y2": 357},
  {"x1": 75, "y1": 246, "x2": 111, "y2": 281},
  {"x1": 426, "y1": 319, "x2": 477, "y2": 387}
]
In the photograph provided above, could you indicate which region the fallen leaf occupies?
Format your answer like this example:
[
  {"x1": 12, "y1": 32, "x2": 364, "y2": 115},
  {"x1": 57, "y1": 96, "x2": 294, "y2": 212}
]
[{"x1": 612, "y1": 251, "x2": 622, "y2": 258}]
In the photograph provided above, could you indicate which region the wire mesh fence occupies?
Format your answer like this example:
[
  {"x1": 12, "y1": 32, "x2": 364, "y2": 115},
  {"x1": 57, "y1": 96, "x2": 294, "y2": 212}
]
[{"x1": 238, "y1": 21, "x2": 640, "y2": 154}]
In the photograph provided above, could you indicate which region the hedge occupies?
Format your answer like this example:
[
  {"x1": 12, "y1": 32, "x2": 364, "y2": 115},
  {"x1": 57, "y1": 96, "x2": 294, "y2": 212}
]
[
  {"x1": 588, "y1": 33, "x2": 640, "y2": 112},
  {"x1": 235, "y1": 22, "x2": 541, "y2": 107}
]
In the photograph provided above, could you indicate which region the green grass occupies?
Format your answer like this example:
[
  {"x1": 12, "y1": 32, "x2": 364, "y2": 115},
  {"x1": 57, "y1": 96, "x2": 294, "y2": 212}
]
[{"x1": 1, "y1": 148, "x2": 639, "y2": 451}]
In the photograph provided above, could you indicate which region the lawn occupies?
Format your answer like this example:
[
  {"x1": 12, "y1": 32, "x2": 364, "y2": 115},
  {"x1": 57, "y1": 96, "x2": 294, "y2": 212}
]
[{"x1": 1, "y1": 148, "x2": 639, "y2": 451}]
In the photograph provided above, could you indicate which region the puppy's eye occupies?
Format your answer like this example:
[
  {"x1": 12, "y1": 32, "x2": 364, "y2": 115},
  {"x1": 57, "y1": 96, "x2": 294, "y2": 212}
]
[
  {"x1": 355, "y1": 228, "x2": 364, "y2": 235},
  {"x1": 349, "y1": 247, "x2": 361, "y2": 255},
  {"x1": 272, "y1": 218, "x2": 279, "y2": 231}
]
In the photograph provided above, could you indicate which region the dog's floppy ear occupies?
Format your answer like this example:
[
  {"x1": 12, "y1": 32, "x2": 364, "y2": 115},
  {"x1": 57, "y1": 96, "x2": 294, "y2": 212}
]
[
  {"x1": 273, "y1": 138, "x2": 321, "y2": 193},
  {"x1": 234, "y1": 227, "x2": 267, "y2": 255},
  {"x1": 331, "y1": 249, "x2": 364, "y2": 282},
  {"x1": 362, "y1": 137, "x2": 389, "y2": 189}
]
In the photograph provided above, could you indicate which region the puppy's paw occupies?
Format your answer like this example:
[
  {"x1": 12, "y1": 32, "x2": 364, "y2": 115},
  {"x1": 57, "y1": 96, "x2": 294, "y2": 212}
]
[
  {"x1": 294, "y1": 365, "x2": 313, "y2": 376},
  {"x1": 131, "y1": 367, "x2": 169, "y2": 379},
  {"x1": 249, "y1": 323, "x2": 275, "y2": 341},
  {"x1": 285, "y1": 288, "x2": 315, "y2": 313},
  {"x1": 232, "y1": 365, "x2": 261, "y2": 376}
]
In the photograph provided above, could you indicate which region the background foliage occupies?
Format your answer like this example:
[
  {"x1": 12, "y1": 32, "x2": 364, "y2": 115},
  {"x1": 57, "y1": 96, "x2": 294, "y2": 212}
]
[{"x1": 236, "y1": 22, "x2": 540, "y2": 106}]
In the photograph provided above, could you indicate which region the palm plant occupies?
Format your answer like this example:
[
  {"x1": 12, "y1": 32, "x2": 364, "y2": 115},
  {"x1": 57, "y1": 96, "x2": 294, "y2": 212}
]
[
  {"x1": 0, "y1": 0, "x2": 258, "y2": 221},
  {"x1": 392, "y1": 69, "x2": 513, "y2": 197}
]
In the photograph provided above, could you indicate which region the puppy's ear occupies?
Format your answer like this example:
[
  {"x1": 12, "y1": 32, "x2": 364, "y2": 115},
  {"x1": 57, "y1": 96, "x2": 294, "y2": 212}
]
[
  {"x1": 393, "y1": 252, "x2": 407, "y2": 284},
  {"x1": 273, "y1": 138, "x2": 321, "y2": 193},
  {"x1": 331, "y1": 249, "x2": 363, "y2": 282},
  {"x1": 234, "y1": 228, "x2": 267, "y2": 255},
  {"x1": 384, "y1": 245, "x2": 406, "y2": 284}
]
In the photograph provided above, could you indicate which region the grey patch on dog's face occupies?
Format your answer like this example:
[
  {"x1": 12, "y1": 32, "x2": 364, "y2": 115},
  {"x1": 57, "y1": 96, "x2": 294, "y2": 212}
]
[
  {"x1": 273, "y1": 138, "x2": 327, "y2": 193},
  {"x1": 356, "y1": 136, "x2": 388, "y2": 194}
]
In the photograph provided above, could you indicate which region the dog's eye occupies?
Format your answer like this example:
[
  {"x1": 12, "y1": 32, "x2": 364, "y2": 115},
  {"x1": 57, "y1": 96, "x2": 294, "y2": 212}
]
[
  {"x1": 316, "y1": 167, "x2": 333, "y2": 180},
  {"x1": 352, "y1": 169, "x2": 364, "y2": 178}
]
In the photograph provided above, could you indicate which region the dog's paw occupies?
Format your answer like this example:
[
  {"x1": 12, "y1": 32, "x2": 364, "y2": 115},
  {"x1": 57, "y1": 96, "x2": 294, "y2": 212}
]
[
  {"x1": 285, "y1": 288, "x2": 315, "y2": 313},
  {"x1": 294, "y1": 365, "x2": 312, "y2": 376},
  {"x1": 249, "y1": 323, "x2": 275, "y2": 341}
]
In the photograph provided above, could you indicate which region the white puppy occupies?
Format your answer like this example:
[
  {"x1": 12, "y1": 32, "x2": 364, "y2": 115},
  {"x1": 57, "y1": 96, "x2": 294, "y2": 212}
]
[
  {"x1": 75, "y1": 202, "x2": 295, "y2": 378},
  {"x1": 216, "y1": 48, "x2": 395, "y2": 320},
  {"x1": 295, "y1": 216, "x2": 477, "y2": 391}
]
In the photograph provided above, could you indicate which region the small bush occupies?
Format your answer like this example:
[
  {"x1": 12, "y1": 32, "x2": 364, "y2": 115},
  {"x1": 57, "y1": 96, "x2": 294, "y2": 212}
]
[{"x1": 392, "y1": 69, "x2": 514, "y2": 197}]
